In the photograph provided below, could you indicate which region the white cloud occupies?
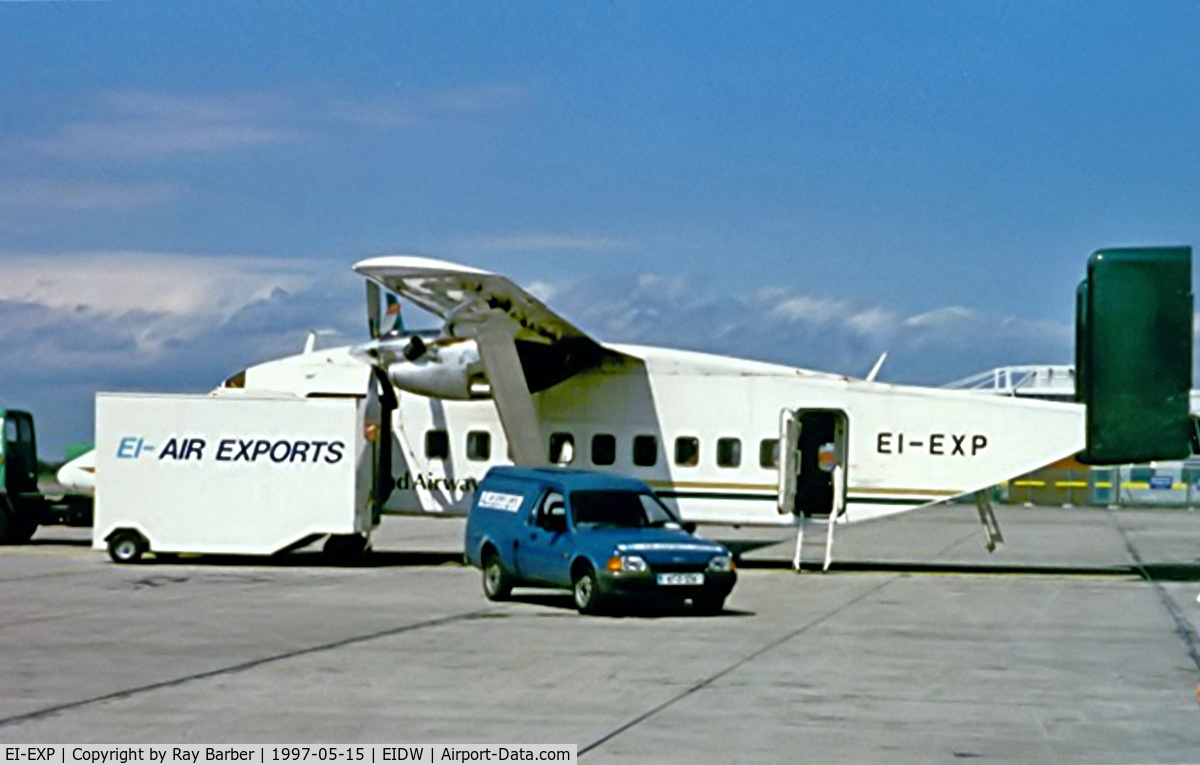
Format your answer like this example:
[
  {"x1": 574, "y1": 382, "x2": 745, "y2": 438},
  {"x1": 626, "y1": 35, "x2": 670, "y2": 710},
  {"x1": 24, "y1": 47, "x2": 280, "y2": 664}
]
[
  {"x1": 25, "y1": 91, "x2": 300, "y2": 160},
  {"x1": 0, "y1": 251, "x2": 315, "y2": 320},
  {"x1": 0, "y1": 251, "x2": 367, "y2": 454},
  {"x1": 0, "y1": 179, "x2": 183, "y2": 210},
  {"x1": 768, "y1": 295, "x2": 855, "y2": 324},
  {"x1": 0, "y1": 259, "x2": 1096, "y2": 454},
  {"x1": 635, "y1": 274, "x2": 688, "y2": 299},
  {"x1": 525, "y1": 281, "x2": 558, "y2": 302},
  {"x1": 752, "y1": 286, "x2": 790, "y2": 304},
  {"x1": 904, "y1": 306, "x2": 977, "y2": 328},
  {"x1": 10, "y1": 83, "x2": 530, "y2": 162},
  {"x1": 846, "y1": 307, "x2": 897, "y2": 334},
  {"x1": 521, "y1": 271, "x2": 1079, "y2": 383},
  {"x1": 0, "y1": 251, "x2": 364, "y2": 381}
]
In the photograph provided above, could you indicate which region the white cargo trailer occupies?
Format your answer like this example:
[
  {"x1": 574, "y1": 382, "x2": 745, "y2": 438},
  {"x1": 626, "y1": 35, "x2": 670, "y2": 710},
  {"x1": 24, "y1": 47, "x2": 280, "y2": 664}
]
[{"x1": 93, "y1": 383, "x2": 387, "y2": 563}]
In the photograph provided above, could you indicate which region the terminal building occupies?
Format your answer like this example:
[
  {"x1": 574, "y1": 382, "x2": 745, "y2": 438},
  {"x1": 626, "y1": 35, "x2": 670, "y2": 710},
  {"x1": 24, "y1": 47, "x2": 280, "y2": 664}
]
[{"x1": 942, "y1": 365, "x2": 1200, "y2": 507}]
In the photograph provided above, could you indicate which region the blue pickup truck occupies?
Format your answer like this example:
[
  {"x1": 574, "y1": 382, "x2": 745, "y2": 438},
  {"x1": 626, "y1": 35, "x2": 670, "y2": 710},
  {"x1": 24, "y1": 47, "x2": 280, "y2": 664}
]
[{"x1": 464, "y1": 466, "x2": 737, "y2": 614}]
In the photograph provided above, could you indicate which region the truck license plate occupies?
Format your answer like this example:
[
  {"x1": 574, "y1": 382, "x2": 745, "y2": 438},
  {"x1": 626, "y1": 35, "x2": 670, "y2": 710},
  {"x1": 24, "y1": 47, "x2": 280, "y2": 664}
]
[{"x1": 656, "y1": 573, "x2": 704, "y2": 586}]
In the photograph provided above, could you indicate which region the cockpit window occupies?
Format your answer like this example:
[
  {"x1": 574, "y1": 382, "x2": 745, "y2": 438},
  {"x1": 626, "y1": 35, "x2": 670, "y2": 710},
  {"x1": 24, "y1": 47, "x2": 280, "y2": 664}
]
[{"x1": 570, "y1": 490, "x2": 678, "y2": 528}]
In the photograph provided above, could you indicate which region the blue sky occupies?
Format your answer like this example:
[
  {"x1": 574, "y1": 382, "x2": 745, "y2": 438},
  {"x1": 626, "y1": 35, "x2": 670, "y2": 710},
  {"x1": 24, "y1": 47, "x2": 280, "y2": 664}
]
[{"x1": 2, "y1": 1, "x2": 1199, "y2": 455}]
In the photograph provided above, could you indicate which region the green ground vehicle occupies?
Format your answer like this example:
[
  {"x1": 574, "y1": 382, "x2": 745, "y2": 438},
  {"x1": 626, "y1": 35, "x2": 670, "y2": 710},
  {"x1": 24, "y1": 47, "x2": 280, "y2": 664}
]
[{"x1": 0, "y1": 409, "x2": 93, "y2": 544}]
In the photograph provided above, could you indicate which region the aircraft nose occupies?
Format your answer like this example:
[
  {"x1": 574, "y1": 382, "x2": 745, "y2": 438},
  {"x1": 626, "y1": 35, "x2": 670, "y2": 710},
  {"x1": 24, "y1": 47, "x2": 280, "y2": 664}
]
[{"x1": 56, "y1": 453, "x2": 96, "y2": 496}]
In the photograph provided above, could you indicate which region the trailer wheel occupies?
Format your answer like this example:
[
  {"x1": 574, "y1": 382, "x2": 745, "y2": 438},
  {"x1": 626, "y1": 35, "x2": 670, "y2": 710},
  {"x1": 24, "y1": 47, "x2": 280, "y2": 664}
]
[
  {"x1": 482, "y1": 552, "x2": 512, "y2": 601},
  {"x1": 107, "y1": 530, "x2": 146, "y2": 564}
]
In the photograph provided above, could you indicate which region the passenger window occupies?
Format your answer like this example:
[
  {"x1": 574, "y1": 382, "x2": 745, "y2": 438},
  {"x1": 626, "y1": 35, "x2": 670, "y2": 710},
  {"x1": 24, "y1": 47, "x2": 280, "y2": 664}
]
[
  {"x1": 591, "y1": 434, "x2": 616, "y2": 466},
  {"x1": 717, "y1": 437, "x2": 742, "y2": 468},
  {"x1": 759, "y1": 438, "x2": 780, "y2": 469},
  {"x1": 425, "y1": 430, "x2": 449, "y2": 460},
  {"x1": 674, "y1": 436, "x2": 699, "y2": 467},
  {"x1": 466, "y1": 431, "x2": 491, "y2": 461},
  {"x1": 549, "y1": 432, "x2": 575, "y2": 464},
  {"x1": 633, "y1": 435, "x2": 658, "y2": 467},
  {"x1": 536, "y1": 491, "x2": 568, "y2": 534}
]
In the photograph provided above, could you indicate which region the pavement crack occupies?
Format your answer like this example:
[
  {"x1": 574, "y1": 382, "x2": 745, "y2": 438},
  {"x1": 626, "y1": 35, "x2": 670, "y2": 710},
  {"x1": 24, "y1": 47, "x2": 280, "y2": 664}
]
[
  {"x1": 0, "y1": 608, "x2": 489, "y2": 730},
  {"x1": 579, "y1": 577, "x2": 896, "y2": 757},
  {"x1": 1109, "y1": 508, "x2": 1200, "y2": 671}
]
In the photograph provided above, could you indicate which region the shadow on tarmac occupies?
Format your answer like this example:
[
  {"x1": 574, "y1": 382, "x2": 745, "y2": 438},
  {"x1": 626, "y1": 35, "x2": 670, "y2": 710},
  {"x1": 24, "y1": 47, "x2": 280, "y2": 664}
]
[
  {"x1": 26, "y1": 537, "x2": 1200, "y2": 581},
  {"x1": 504, "y1": 590, "x2": 755, "y2": 619},
  {"x1": 26, "y1": 537, "x2": 91, "y2": 547},
  {"x1": 131, "y1": 550, "x2": 469, "y2": 569}
]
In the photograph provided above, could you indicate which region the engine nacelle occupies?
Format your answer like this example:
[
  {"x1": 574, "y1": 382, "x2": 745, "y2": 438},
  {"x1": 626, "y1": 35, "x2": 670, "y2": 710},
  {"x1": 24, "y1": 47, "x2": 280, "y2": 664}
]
[{"x1": 386, "y1": 339, "x2": 490, "y2": 400}]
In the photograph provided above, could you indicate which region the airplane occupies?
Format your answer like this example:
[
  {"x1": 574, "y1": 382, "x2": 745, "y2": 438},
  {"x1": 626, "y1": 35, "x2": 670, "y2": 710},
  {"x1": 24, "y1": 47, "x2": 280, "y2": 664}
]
[
  {"x1": 58, "y1": 247, "x2": 1194, "y2": 568},
  {"x1": 55, "y1": 448, "x2": 94, "y2": 496}
]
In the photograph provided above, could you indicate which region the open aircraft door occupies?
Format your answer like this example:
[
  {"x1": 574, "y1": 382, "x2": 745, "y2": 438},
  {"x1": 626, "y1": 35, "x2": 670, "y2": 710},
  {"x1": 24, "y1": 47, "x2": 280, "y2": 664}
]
[
  {"x1": 777, "y1": 409, "x2": 799, "y2": 515},
  {"x1": 779, "y1": 408, "x2": 849, "y2": 571},
  {"x1": 778, "y1": 409, "x2": 848, "y2": 517}
]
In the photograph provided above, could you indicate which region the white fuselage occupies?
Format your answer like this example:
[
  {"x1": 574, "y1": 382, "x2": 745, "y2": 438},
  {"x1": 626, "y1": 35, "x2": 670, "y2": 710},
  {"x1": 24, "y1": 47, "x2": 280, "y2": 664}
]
[{"x1": 238, "y1": 342, "x2": 1086, "y2": 527}]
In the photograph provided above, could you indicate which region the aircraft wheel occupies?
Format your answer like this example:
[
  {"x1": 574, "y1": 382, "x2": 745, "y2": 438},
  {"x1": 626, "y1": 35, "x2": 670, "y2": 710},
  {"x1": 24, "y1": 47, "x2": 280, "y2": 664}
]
[
  {"x1": 107, "y1": 530, "x2": 146, "y2": 564},
  {"x1": 482, "y1": 552, "x2": 512, "y2": 601}
]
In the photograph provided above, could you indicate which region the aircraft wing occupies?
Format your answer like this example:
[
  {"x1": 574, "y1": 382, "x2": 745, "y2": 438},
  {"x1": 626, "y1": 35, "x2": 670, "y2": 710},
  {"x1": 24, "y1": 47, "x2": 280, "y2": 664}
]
[
  {"x1": 354, "y1": 256, "x2": 596, "y2": 345},
  {"x1": 352, "y1": 255, "x2": 619, "y2": 394}
]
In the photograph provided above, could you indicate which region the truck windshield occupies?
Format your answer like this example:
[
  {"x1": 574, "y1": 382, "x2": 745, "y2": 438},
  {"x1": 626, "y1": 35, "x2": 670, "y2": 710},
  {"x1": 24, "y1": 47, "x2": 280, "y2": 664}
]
[{"x1": 570, "y1": 490, "x2": 679, "y2": 528}]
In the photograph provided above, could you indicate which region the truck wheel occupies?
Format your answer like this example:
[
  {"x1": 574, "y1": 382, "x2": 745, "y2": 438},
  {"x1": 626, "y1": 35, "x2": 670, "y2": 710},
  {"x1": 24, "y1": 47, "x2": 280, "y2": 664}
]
[
  {"x1": 482, "y1": 553, "x2": 513, "y2": 601},
  {"x1": 572, "y1": 565, "x2": 606, "y2": 615},
  {"x1": 107, "y1": 530, "x2": 146, "y2": 564},
  {"x1": 0, "y1": 505, "x2": 35, "y2": 544},
  {"x1": 0, "y1": 497, "x2": 34, "y2": 544},
  {"x1": 9, "y1": 515, "x2": 37, "y2": 545}
]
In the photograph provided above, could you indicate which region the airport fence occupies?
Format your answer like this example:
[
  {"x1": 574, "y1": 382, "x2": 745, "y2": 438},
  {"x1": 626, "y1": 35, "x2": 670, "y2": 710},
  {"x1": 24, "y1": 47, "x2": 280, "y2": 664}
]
[{"x1": 999, "y1": 462, "x2": 1200, "y2": 508}]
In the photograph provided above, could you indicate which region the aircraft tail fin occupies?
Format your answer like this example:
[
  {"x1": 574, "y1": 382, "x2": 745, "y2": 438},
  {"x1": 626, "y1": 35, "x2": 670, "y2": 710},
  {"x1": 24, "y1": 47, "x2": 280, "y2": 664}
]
[
  {"x1": 365, "y1": 281, "x2": 406, "y2": 340},
  {"x1": 1076, "y1": 246, "x2": 1193, "y2": 464},
  {"x1": 382, "y1": 292, "x2": 404, "y2": 337}
]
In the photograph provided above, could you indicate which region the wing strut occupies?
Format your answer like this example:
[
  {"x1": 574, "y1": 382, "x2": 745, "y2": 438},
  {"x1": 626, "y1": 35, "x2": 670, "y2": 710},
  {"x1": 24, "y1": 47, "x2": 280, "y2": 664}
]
[{"x1": 476, "y1": 313, "x2": 545, "y2": 466}]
